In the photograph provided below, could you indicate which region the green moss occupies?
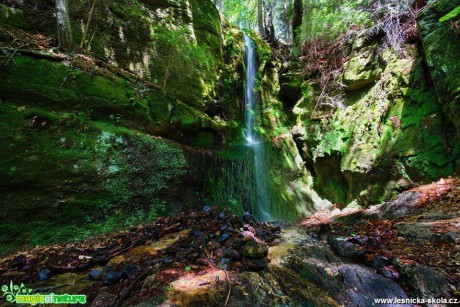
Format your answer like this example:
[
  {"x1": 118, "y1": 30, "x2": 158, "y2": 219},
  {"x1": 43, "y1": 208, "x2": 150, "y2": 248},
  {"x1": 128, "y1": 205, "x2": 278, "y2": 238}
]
[
  {"x1": 0, "y1": 102, "x2": 191, "y2": 255},
  {"x1": 0, "y1": 4, "x2": 30, "y2": 29}
]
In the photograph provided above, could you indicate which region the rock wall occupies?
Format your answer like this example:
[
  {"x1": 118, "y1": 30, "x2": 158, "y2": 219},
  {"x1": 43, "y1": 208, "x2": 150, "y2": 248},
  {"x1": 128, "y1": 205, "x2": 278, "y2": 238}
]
[
  {"x1": 279, "y1": 0, "x2": 460, "y2": 209},
  {"x1": 0, "y1": 0, "x2": 235, "y2": 254}
]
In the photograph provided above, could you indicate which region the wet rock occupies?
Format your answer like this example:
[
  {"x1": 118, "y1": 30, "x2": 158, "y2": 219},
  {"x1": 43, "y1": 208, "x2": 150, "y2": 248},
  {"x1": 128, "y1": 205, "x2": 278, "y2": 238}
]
[
  {"x1": 372, "y1": 255, "x2": 390, "y2": 270},
  {"x1": 349, "y1": 235, "x2": 368, "y2": 245},
  {"x1": 217, "y1": 211, "x2": 225, "y2": 220},
  {"x1": 393, "y1": 222, "x2": 435, "y2": 243},
  {"x1": 8, "y1": 255, "x2": 26, "y2": 270},
  {"x1": 379, "y1": 191, "x2": 420, "y2": 219},
  {"x1": 241, "y1": 239, "x2": 268, "y2": 258},
  {"x1": 224, "y1": 237, "x2": 243, "y2": 249},
  {"x1": 439, "y1": 232, "x2": 458, "y2": 244},
  {"x1": 378, "y1": 266, "x2": 400, "y2": 280},
  {"x1": 91, "y1": 292, "x2": 118, "y2": 307},
  {"x1": 367, "y1": 236, "x2": 381, "y2": 248},
  {"x1": 193, "y1": 230, "x2": 204, "y2": 237},
  {"x1": 38, "y1": 268, "x2": 56, "y2": 281},
  {"x1": 328, "y1": 236, "x2": 358, "y2": 259},
  {"x1": 123, "y1": 262, "x2": 141, "y2": 278},
  {"x1": 242, "y1": 212, "x2": 257, "y2": 224},
  {"x1": 217, "y1": 233, "x2": 230, "y2": 243},
  {"x1": 245, "y1": 257, "x2": 269, "y2": 271},
  {"x1": 102, "y1": 270, "x2": 123, "y2": 285},
  {"x1": 217, "y1": 257, "x2": 232, "y2": 270},
  {"x1": 221, "y1": 248, "x2": 240, "y2": 259},
  {"x1": 403, "y1": 264, "x2": 449, "y2": 298},
  {"x1": 338, "y1": 264, "x2": 408, "y2": 306},
  {"x1": 88, "y1": 269, "x2": 103, "y2": 281},
  {"x1": 202, "y1": 205, "x2": 212, "y2": 213}
]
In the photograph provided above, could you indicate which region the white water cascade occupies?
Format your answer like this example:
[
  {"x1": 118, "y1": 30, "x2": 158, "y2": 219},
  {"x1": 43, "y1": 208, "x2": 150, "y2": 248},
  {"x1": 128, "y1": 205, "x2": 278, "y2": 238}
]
[{"x1": 243, "y1": 33, "x2": 272, "y2": 221}]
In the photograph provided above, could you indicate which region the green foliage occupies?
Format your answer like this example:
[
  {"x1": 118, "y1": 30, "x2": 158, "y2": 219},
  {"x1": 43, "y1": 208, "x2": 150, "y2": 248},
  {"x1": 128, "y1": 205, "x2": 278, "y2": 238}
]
[
  {"x1": 102, "y1": 135, "x2": 187, "y2": 219},
  {"x1": 439, "y1": 6, "x2": 460, "y2": 22},
  {"x1": 300, "y1": 0, "x2": 374, "y2": 43},
  {"x1": 222, "y1": 0, "x2": 258, "y2": 27},
  {"x1": 150, "y1": 26, "x2": 216, "y2": 105}
]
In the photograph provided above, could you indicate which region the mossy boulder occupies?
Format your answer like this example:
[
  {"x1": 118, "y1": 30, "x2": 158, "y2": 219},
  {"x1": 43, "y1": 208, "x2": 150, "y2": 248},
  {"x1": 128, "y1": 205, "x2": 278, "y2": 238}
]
[{"x1": 241, "y1": 240, "x2": 268, "y2": 258}]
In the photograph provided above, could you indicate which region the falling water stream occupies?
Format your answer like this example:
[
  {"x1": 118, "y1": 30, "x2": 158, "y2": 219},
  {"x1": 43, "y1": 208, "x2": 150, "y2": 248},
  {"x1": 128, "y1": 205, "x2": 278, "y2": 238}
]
[{"x1": 243, "y1": 33, "x2": 272, "y2": 221}]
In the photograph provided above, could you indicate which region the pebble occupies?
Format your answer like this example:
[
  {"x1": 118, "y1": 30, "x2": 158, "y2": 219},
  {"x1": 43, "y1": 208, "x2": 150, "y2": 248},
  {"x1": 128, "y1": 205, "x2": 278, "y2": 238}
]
[{"x1": 88, "y1": 269, "x2": 103, "y2": 281}]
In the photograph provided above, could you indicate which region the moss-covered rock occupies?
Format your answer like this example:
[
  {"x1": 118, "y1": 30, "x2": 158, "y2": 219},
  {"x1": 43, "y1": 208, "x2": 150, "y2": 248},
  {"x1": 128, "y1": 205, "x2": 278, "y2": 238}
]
[
  {"x1": 418, "y1": 0, "x2": 460, "y2": 168},
  {"x1": 291, "y1": 39, "x2": 456, "y2": 208},
  {"x1": 343, "y1": 43, "x2": 382, "y2": 91}
]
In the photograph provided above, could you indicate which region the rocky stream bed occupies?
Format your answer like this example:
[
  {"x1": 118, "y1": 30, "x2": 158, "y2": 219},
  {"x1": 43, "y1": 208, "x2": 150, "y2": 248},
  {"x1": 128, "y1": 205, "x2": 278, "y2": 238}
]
[{"x1": 0, "y1": 178, "x2": 459, "y2": 306}]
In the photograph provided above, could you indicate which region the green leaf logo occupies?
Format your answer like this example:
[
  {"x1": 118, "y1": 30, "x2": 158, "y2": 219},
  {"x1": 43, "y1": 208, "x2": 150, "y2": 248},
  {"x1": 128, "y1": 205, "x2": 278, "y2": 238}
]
[{"x1": 1, "y1": 281, "x2": 33, "y2": 303}]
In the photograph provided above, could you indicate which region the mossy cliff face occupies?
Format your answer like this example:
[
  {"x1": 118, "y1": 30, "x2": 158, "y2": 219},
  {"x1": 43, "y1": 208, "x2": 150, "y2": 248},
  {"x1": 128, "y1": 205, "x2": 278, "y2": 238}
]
[
  {"x1": 418, "y1": 0, "x2": 460, "y2": 171},
  {"x1": 282, "y1": 12, "x2": 459, "y2": 208},
  {"x1": 0, "y1": 0, "x2": 225, "y2": 135},
  {"x1": 0, "y1": 1, "x2": 241, "y2": 254}
]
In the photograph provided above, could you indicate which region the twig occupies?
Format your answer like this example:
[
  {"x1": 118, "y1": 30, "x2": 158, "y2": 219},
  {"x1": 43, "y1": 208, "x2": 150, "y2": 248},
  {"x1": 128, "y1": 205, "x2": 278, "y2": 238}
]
[
  {"x1": 113, "y1": 266, "x2": 153, "y2": 307},
  {"x1": 114, "y1": 257, "x2": 178, "y2": 307},
  {"x1": 0, "y1": 48, "x2": 66, "y2": 62},
  {"x1": 224, "y1": 270, "x2": 232, "y2": 307},
  {"x1": 80, "y1": 0, "x2": 97, "y2": 50}
]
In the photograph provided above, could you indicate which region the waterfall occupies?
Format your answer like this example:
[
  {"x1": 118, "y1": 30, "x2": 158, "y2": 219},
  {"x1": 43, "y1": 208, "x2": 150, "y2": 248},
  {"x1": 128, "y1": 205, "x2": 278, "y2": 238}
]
[{"x1": 243, "y1": 33, "x2": 273, "y2": 222}]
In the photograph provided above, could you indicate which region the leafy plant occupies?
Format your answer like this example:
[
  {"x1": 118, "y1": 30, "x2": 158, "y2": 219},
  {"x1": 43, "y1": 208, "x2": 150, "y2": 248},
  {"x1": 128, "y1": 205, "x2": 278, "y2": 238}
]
[{"x1": 439, "y1": 6, "x2": 460, "y2": 22}]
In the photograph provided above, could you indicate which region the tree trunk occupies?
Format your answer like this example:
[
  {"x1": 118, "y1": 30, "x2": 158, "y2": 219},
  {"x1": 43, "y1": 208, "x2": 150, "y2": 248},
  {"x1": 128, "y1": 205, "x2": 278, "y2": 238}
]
[
  {"x1": 257, "y1": 0, "x2": 265, "y2": 36},
  {"x1": 282, "y1": 0, "x2": 291, "y2": 43},
  {"x1": 264, "y1": 0, "x2": 275, "y2": 43},
  {"x1": 56, "y1": 0, "x2": 73, "y2": 51},
  {"x1": 292, "y1": 0, "x2": 303, "y2": 45}
]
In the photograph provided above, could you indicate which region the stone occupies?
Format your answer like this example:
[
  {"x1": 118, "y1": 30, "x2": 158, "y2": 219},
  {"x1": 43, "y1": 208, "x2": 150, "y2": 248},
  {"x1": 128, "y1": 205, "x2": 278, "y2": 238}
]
[
  {"x1": 403, "y1": 264, "x2": 449, "y2": 298},
  {"x1": 217, "y1": 211, "x2": 225, "y2": 219},
  {"x1": 393, "y1": 222, "x2": 435, "y2": 243},
  {"x1": 123, "y1": 262, "x2": 141, "y2": 278},
  {"x1": 245, "y1": 257, "x2": 269, "y2": 271},
  {"x1": 372, "y1": 255, "x2": 390, "y2": 270},
  {"x1": 221, "y1": 248, "x2": 240, "y2": 259},
  {"x1": 242, "y1": 212, "x2": 257, "y2": 224},
  {"x1": 343, "y1": 45, "x2": 382, "y2": 91},
  {"x1": 328, "y1": 236, "x2": 358, "y2": 259},
  {"x1": 38, "y1": 268, "x2": 55, "y2": 281},
  {"x1": 217, "y1": 257, "x2": 232, "y2": 271},
  {"x1": 217, "y1": 233, "x2": 230, "y2": 243},
  {"x1": 378, "y1": 266, "x2": 400, "y2": 280},
  {"x1": 378, "y1": 191, "x2": 420, "y2": 219},
  {"x1": 241, "y1": 239, "x2": 268, "y2": 258},
  {"x1": 202, "y1": 205, "x2": 212, "y2": 213},
  {"x1": 338, "y1": 264, "x2": 408, "y2": 306},
  {"x1": 91, "y1": 292, "x2": 118, "y2": 307},
  {"x1": 102, "y1": 271, "x2": 123, "y2": 286},
  {"x1": 88, "y1": 270, "x2": 103, "y2": 281},
  {"x1": 8, "y1": 255, "x2": 26, "y2": 270}
]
